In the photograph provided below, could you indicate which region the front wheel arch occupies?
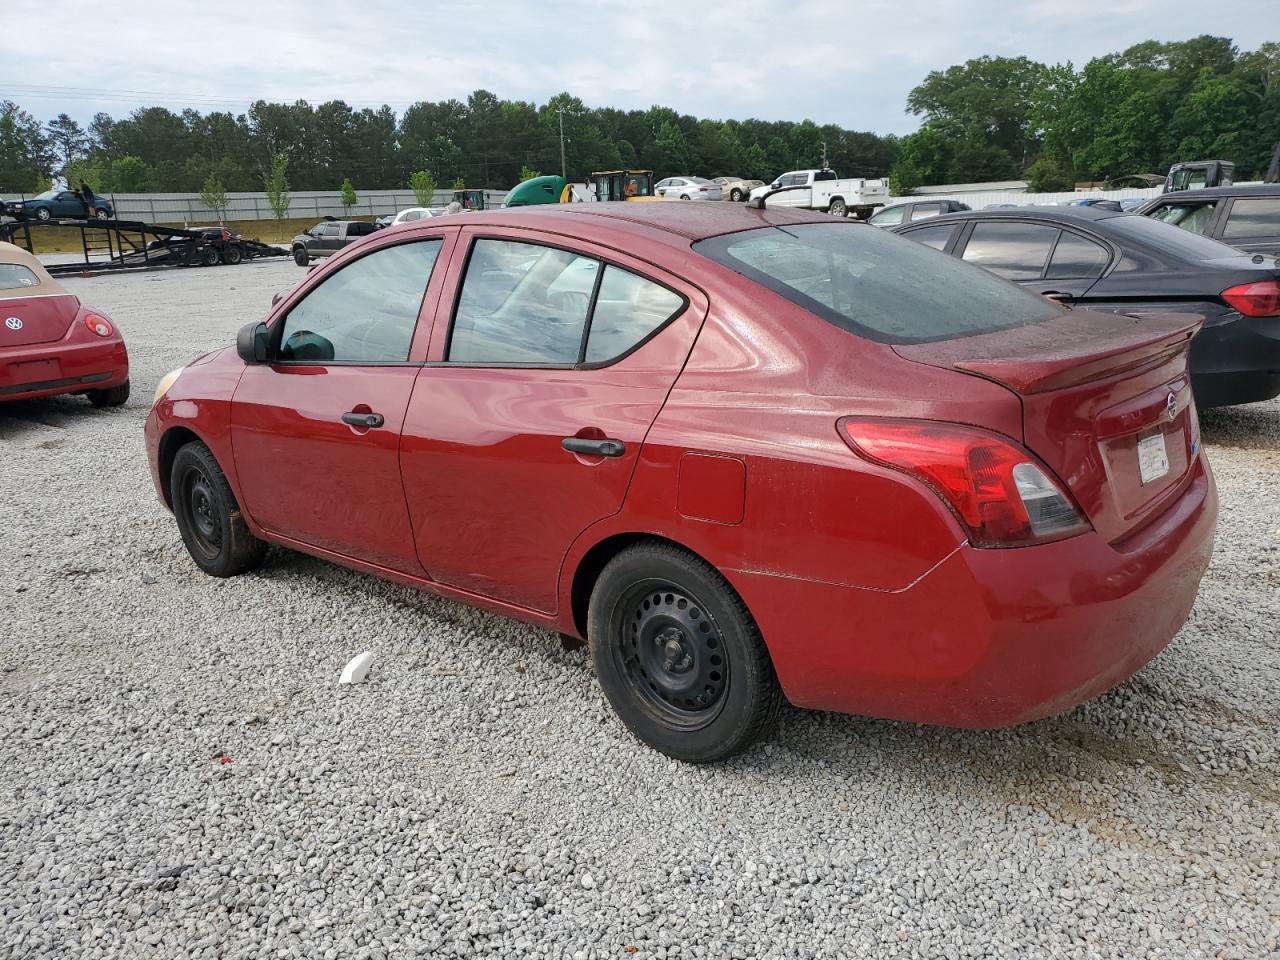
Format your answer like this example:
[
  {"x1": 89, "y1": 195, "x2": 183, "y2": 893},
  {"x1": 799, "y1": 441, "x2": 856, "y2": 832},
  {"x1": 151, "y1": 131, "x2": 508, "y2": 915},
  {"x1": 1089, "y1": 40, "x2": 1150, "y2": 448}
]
[{"x1": 157, "y1": 426, "x2": 206, "y2": 509}]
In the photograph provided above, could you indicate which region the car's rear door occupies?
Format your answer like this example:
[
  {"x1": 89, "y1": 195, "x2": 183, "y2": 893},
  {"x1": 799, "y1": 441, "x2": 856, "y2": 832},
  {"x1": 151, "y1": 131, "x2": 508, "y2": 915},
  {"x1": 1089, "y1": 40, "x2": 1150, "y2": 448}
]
[
  {"x1": 1218, "y1": 195, "x2": 1280, "y2": 258},
  {"x1": 399, "y1": 225, "x2": 708, "y2": 613},
  {"x1": 230, "y1": 229, "x2": 457, "y2": 573}
]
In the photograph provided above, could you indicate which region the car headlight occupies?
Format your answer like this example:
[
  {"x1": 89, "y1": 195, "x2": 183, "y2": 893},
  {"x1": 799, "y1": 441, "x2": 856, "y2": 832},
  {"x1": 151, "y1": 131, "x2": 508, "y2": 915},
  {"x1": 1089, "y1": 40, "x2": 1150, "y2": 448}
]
[{"x1": 153, "y1": 367, "x2": 184, "y2": 406}]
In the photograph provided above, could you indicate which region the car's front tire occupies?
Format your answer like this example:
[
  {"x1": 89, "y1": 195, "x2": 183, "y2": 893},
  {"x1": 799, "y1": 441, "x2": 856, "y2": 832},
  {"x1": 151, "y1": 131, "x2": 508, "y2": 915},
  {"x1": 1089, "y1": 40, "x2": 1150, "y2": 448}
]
[
  {"x1": 588, "y1": 542, "x2": 784, "y2": 763},
  {"x1": 293, "y1": 247, "x2": 309, "y2": 267},
  {"x1": 170, "y1": 441, "x2": 267, "y2": 578},
  {"x1": 730, "y1": 188, "x2": 744, "y2": 202},
  {"x1": 221, "y1": 244, "x2": 244, "y2": 265},
  {"x1": 87, "y1": 380, "x2": 129, "y2": 407}
]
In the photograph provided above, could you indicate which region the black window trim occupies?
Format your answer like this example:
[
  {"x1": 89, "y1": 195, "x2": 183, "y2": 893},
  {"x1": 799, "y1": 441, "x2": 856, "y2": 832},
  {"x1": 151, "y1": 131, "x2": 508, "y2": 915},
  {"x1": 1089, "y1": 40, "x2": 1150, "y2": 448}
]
[
  {"x1": 438, "y1": 233, "x2": 690, "y2": 371},
  {"x1": 269, "y1": 234, "x2": 447, "y2": 367}
]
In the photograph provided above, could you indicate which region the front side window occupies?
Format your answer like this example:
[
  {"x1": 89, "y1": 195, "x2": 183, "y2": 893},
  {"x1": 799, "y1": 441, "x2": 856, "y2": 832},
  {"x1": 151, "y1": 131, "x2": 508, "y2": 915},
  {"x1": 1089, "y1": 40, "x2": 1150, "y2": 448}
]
[
  {"x1": 277, "y1": 240, "x2": 441, "y2": 363},
  {"x1": 1149, "y1": 201, "x2": 1218, "y2": 235},
  {"x1": 1223, "y1": 197, "x2": 1280, "y2": 239},
  {"x1": 869, "y1": 205, "x2": 905, "y2": 226},
  {"x1": 961, "y1": 221, "x2": 1060, "y2": 279},
  {"x1": 447, "y1": 239, "x2": 685, "y2": 365},
  {"x1": 694, "y1": 222, "x2": 1063, "y2": 344}
]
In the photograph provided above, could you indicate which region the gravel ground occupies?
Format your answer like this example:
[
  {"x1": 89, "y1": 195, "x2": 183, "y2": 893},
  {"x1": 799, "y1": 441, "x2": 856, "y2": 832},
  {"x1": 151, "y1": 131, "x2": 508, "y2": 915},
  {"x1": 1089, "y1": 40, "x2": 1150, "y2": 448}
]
[{"x1": 2, "y1": 260, "x2": 1278, "y2": 960}]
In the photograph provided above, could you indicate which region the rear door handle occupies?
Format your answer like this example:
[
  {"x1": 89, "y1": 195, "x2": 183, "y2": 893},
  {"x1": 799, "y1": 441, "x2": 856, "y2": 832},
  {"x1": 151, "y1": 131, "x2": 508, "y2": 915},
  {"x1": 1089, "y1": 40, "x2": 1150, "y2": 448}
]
[
  {"x1": 342, "y1": 411, "x2": 384, "y2": 429},
  {"x1": 562, "y1": 437, "x2": 626, "y2": 458},
  {"x1": 1042, "y1": 290, "x2": 1074, "y2": 303}
]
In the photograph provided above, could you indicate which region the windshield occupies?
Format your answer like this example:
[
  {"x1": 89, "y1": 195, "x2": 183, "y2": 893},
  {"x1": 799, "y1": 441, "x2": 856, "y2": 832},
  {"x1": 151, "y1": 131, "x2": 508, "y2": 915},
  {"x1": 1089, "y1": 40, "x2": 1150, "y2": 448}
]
[
  {"x1": 694, "y1": 222, "x2": 1064, "y2": 344},
  {"x1": 33, "y1": 187, "x2": 59, "y2": 200},
  {"x1": 1105, "y1": 213, "x2": 1245, "y2": 262}
]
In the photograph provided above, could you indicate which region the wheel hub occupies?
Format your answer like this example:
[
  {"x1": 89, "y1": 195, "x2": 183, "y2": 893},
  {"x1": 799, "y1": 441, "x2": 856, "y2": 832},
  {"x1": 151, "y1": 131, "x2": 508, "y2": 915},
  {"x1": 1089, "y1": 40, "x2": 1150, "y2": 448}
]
[{"x1": 622, "y1": 588, "x2": 727, "y2": 716}]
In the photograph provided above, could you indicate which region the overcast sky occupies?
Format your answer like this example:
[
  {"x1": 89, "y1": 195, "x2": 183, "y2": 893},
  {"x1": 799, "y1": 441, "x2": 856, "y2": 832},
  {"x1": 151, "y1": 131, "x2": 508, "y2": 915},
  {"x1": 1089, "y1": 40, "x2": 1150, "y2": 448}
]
[{"x1": 3, "y1": 0, "x2": 1277, "y2": 135}]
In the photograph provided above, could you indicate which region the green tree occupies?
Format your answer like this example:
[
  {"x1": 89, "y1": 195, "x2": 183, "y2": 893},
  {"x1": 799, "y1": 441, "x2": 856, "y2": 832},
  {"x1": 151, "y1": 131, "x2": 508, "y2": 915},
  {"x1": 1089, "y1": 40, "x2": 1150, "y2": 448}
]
[
  {"x1": 263, "y1": 153, "x2": 291, "y2": 239},
  {"x1": 409, "y1": 169, "x2": 436, "y2": 206},
  {"x1": 452, "y1": 177, "x2": 465, "y2": 191},
  {"x1": 45, "y1": 113, "x2": 88, "y2": 174},
  {"x1": 107, "y1": 155, "x2": 150, "y2": 192},
  {"x1": 519, "y1": 164, "x2": 540, "y2": 181},
  {"x1": 1024, "y1": 155, "x2": 1074, "y2": 192},
  {"x1": 200, "y1": 175, "x2": 229, "y2": 222},
  {"x1": 0, "y1": 101, "x2": 51, "y2": 192},
  {"x1": 339, "y1": 176, "x2": 358, "y2": 214}
]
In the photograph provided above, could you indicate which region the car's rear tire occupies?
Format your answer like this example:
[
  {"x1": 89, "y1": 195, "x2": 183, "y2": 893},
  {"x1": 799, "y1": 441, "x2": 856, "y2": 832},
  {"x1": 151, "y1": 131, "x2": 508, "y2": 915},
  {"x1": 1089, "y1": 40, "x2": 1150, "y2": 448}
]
[
  {"x1": 87, "y1": 380, "x2": 130, "y2": 407},
  {"x1": 200, "y1": 246, "x2": 220, "y2": 267},
  {"x1": 680, "y1": 194, "x2": 691, "y2": 200},
  {"x1": 730, "y1": 188, "x2": 744, "y2": 202},
  {"x1": 293, "y1": 247, "x2": 309, "y2": 267},
  {"x1": 588, "y1": 541, "x2": 784, "y2": 763},
  {"x1": 221, "y1": 244, "x2": 244, "y2": 265},
  {"x1": 828, "y1": 198, "x2": 847, "y2": 217},
  {"x1": 170, "y1": 441, "x2": 267, "y2": 578},
  {"x1": 35, "y1": 207, "x2": 51, "y2": 222}
]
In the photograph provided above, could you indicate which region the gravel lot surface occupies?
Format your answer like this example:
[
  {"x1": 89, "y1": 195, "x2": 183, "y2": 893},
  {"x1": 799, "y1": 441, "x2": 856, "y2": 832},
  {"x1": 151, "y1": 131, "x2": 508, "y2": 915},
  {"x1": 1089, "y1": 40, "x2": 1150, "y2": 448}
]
[{"x1": 2, "y1": 260, "x2": 1278, "y2": 959}]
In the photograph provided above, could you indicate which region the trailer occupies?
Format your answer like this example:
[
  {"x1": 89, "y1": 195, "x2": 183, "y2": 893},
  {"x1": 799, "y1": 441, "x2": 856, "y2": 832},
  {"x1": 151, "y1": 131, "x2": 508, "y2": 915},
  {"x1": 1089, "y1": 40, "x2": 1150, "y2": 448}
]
[{"x1": 0, "y1": 218, "x2": 291, "y2": 275}]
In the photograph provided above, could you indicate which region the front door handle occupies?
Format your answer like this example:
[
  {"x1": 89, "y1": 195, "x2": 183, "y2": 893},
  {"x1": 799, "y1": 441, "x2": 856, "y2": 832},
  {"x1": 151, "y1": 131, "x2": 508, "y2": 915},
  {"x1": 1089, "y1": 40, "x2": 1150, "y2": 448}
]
[
  {"x1": 562, "y1": 437, "x2": 626, "y2": 458},
  {"x1": 1042, "y1": 290, "x2": 1074, "y2": 303},
  {"x1": 342, "y1": 411, "x2": 384, "y2": 429}
]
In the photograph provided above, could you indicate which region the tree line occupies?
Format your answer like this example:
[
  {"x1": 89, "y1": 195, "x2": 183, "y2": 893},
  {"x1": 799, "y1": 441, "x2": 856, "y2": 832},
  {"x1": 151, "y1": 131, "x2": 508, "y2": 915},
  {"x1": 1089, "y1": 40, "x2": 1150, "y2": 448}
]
[{"x1": 1, "y1": 36, "x2": 1276, "y2": 200}]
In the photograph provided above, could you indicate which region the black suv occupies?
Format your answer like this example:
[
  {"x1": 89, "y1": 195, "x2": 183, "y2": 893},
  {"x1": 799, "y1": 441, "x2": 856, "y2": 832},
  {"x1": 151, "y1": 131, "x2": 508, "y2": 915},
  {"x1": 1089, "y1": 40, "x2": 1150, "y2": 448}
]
[{"x1": 1138, "y1": 185, "x2": 1280, "y2": 259}]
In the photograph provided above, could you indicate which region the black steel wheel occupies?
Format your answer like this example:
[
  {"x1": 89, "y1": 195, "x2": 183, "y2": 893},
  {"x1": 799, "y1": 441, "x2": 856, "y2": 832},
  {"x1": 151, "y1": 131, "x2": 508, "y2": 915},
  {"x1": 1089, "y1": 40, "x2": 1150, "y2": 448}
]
[
  {"x1": 200, "y1": 245, "x2": 220, "y2": 267},
  {"x1": 220, "y1": 243, "x2": 244, "y2": 265},
  {"x1": 169, "y1": 441, "x2": 266, "y2": 578},
  {"x1": 589, "y1": 542, "x2": 783, "y2": 762}
]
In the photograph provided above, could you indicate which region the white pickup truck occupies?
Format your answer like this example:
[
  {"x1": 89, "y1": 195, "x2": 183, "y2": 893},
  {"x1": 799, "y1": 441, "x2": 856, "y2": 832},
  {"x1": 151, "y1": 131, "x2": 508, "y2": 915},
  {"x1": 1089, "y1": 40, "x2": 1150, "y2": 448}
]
[{"x1": 748, "y1": 169, "x2": 890, "y2": 218}]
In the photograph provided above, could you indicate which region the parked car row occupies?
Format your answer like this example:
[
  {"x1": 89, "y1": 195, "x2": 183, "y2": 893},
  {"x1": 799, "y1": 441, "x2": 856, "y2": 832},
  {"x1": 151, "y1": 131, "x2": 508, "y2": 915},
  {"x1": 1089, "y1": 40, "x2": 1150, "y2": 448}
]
[{"x1": 144, "y1": 201, "x2": 1223, "y2": 762}]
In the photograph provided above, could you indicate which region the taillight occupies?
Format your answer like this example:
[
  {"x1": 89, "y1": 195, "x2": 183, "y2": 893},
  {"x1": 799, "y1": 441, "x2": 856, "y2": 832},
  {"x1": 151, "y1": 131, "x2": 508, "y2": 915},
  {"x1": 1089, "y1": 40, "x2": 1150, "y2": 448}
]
[
  {"x1": 699, "y1": 187, "x2": 707, "y2": 192},
  {"x1": 84, "y1": 313, "x2": 113, "y2": 337},
  {"x1": 839, "y1": 418, "x2": 1089, "y2": 548},
  {"x1": 1222, "y1": 280, "x2": 1280, "y2": 317}
]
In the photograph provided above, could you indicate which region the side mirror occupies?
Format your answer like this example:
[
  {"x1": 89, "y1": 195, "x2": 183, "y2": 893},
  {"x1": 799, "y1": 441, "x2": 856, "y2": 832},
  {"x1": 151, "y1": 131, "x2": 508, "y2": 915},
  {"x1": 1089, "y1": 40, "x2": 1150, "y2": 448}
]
[{"x1": 236, "y1": 321, "x2": 270, "y2": 364}]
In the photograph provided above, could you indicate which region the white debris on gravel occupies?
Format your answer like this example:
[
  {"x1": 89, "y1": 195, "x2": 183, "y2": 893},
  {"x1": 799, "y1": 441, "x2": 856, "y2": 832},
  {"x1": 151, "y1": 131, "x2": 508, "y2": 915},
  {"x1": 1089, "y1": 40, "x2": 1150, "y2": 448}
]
[
  {"x1": 1, "y1": 259, "x2": 1278, "y2": 959},
  {"x1": 339, "y1": 651, "x2": 377, "y2": 685}
]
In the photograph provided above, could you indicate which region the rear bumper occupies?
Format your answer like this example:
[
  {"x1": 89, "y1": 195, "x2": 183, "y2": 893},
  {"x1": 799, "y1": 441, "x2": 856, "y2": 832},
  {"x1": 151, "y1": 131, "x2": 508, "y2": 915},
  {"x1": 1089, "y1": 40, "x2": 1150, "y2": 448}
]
[
  {"x1": 1190, "y1": 312, "x2": 1280, "y2": 406},
  {"x1": 733, "y1": 457, "x2": 1218, "y2": 728},
  {"x1": 0, "y1": 337, "x2": 128, "y2": 402}
]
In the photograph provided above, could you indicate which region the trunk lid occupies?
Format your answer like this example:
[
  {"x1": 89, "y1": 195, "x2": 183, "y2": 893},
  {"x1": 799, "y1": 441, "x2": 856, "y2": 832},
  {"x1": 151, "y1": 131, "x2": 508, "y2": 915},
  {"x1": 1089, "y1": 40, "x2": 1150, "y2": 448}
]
[
  {"x1": 894, "y1": 310, "x2": 1203, "y2": 543},
  {"x1": 0, "y1": 294, "x2": 81, "y2": 347}
]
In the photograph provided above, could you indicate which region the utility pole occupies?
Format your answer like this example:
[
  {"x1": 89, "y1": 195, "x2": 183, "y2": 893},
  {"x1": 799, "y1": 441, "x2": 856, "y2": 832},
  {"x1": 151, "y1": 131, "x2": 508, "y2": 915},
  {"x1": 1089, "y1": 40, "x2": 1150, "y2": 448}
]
[
  {"x1": 558, "y1": 107, "x2": 567, "y2": 180},
  {"x1": 821, "y1": 141, "x2": 828, "y2": 171}
]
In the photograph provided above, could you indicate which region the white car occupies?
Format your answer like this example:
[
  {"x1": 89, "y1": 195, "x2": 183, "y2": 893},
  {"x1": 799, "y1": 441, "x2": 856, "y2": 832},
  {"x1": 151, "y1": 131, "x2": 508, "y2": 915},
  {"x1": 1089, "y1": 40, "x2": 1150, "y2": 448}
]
[
  {"x1": 390, "y1": 207, "x2": 448, "y2": 226},
  {"x1": 748, "y1": 169, "x2": 889, "y2": 218},
  {"x1": 654, "y1": 177, "x2": 723, "y2": 201}
]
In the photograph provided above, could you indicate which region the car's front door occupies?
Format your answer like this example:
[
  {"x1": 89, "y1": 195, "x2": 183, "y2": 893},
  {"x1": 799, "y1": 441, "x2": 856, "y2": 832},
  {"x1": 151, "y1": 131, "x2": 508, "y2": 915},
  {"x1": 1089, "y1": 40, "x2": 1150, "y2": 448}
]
[
  {"x1": 400, "y1": 227, "x2": 707, "y2": 613},
  {"x1": 54, "y1": 192, "x2": 83, "y2": 217},
  {"x1": 230, "y1": 232, "x2": 455, "y2": 572}
]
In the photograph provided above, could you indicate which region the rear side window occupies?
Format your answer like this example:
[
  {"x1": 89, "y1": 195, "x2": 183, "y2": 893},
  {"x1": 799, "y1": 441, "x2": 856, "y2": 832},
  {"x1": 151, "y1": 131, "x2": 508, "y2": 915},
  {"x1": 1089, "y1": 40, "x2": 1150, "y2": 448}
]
[
  {"x1": 869, "y1": 205, "x2": 906, "y2": 226},
  {"x1": 1046, "y1": 232, "x2": 1110, "y2": 279},
  {"x1": 447, "y1": 239, "x2": 685, "y2": 365},
  {"x1": 900, "y1": 223, "x2": 958, "y2": 251},
  {"x1": 0, "y1": 264, "x2": 40, "y2": 290},
  {"x1": 1223, "y1": 197, "x2": 1280, "y2": 239},
  {"x1": 694, "y1": 222, "x2": 1063, "y2": 344},
  {"x1": 961, "y1": 221, "x2": 1058, "y2": 279},
  {"x1": 278, "y1": 240, "x2": 441, "y2": 362},
  {"x1": 1149, "y1": 201, "x2": 1218, "y2": 235},
  {"x1": 909, "y1": 203, "x2": 943, "y2": 221}
]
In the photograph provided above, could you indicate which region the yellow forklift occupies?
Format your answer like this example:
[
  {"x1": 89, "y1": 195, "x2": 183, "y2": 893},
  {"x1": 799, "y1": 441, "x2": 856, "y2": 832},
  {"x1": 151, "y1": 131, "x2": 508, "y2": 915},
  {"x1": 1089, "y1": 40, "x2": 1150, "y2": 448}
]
[{"x1": 590, "y1": 170, "x2": 657, "y2": 201}]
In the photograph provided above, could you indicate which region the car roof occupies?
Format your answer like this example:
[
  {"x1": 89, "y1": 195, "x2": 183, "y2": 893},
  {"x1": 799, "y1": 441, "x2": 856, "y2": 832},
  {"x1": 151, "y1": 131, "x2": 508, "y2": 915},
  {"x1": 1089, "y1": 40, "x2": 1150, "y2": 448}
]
[
  {"x1": 0, "y1": 241, "x2": 70, "y2": 298},
  {"x1": 905, "y1": 205, "x2": 1125, "y2": 225},
  {"x1": 461, "y1": 201, "x2": 848, "y2": 242},
  {"x1": 1146, "y1": 184, "x2": 1280, "y2": 200}
]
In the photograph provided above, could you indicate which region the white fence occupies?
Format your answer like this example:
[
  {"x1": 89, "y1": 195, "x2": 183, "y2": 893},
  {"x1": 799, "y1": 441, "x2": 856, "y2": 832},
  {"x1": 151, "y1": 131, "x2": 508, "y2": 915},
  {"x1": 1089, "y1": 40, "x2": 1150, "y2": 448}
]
[{"x1": 92, "y1": 189, "x2": 509, "y2": 224}]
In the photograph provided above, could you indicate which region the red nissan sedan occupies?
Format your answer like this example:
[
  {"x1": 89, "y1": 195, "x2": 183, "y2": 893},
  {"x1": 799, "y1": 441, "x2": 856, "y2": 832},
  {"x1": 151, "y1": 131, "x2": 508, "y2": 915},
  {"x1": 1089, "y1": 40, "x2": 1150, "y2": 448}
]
[
  {"x1": 145, "y1": 204, "x2": 1217, "y2": 762},
  {"x1": 0, "y1": 242, "x2": 129, "y2": 406}
]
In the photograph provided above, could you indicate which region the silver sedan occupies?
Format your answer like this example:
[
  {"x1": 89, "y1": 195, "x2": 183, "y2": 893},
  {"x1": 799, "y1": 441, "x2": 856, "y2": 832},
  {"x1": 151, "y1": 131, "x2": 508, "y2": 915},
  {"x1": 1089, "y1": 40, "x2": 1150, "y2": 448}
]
[{"x1": 654, "y1": 177, "x2": 723, "y2": 201}]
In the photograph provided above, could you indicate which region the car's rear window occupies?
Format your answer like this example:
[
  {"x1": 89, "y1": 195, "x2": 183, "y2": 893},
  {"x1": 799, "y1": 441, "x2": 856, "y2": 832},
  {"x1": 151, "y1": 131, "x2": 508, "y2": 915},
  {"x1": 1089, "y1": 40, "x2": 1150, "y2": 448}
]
[
  {"x1": 0, "y1": 264, "x2": 40, "y2": 291},
  {"x1": 693, "y1": 222, "x2": 1063, "y2": 344},
  {"x1": 1105, "y1": 213, "x2": 1245, "y2": 262}
]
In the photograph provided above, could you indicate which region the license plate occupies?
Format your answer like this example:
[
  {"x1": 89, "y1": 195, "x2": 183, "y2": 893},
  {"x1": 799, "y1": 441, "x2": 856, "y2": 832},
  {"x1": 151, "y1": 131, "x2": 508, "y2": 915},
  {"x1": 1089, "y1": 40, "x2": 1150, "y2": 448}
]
[{"x1": 1137, "y1": 432, "x2": 1170, "y2": 485}]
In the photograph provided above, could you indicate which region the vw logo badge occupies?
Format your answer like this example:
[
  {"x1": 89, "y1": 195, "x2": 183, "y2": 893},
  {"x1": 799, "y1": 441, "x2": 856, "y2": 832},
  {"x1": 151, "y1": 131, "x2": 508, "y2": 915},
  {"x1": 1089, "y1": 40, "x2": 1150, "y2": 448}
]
[
  {"x1": 1166, "y1": 391, "x2": 1177, "y2": 421},
  {"x1": 4, "y1": 316, "x2": 22, "y2": 331}
]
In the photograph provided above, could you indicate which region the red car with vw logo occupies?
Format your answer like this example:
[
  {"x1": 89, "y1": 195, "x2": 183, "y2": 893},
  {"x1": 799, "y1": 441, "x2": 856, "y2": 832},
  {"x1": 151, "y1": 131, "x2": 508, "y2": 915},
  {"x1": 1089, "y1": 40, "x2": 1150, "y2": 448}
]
[{"x1": 0, "y1": 242, "x2": 129, "y2": 406}]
